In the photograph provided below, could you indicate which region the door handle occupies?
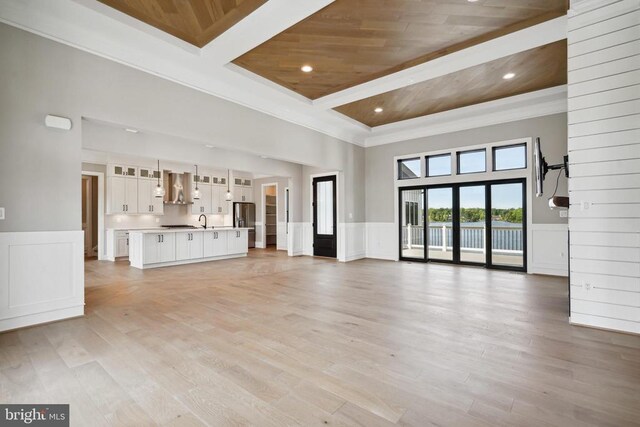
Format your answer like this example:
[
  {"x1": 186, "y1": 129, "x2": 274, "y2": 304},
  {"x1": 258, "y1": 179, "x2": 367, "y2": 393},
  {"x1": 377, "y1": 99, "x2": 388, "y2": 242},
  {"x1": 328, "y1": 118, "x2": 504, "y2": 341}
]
[
  {"x1": 158, "y1": 234, "x2": 161, "y2": 243},
  {"x1": 161, "y1": 235, "x2": 164, "y2": 243}
]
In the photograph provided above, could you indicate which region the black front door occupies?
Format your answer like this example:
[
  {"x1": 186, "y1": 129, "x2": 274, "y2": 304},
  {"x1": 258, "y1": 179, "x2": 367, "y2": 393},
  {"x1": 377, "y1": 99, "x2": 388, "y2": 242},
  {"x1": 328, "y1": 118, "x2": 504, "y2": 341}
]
[{"x1": 313, "y1": 175, "x2": 337, "y2": 258}]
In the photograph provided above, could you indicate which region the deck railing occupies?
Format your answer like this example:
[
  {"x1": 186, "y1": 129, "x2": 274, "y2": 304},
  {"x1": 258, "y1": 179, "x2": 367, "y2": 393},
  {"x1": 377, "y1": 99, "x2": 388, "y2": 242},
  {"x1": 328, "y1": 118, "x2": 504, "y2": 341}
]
[{"x1": 402, "y1": 224, "x2": 523, "y2": 254}]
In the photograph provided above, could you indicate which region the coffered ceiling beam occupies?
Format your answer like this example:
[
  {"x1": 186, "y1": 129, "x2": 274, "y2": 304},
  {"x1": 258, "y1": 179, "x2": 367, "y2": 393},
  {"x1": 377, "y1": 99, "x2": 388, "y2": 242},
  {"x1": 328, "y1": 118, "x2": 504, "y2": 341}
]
[
  {"x1": 313, "y1": 16, "x2": 567, "y2": 110},
  {"x1": 200, "y1": 0, "x2": 334, "y2": 65},
  {"x1": 362, "y1": 86, "x2": 568, "y2": 147}
]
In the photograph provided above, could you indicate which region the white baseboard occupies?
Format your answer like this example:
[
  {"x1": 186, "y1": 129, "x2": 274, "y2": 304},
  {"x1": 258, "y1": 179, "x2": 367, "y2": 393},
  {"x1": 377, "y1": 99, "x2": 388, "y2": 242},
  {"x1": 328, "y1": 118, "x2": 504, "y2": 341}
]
[
  {"x1": 571, "y1": 313, "x2": 640, "y2": 335},
  {"x1": 530, "y1": 224, "x2": 569, "y2": 277},
  {"x1": 0, "y1": 231, "x2": 85, "y2": 332},
  {"x1": 131, "y1": 253, "x2": 247, "y2": 269},
  {"x1": 0, "y1": 305, "x2": 84, "y2": 332},
  {"x1": 255, "y1": 241, "x2": 266, "y2": 249}
]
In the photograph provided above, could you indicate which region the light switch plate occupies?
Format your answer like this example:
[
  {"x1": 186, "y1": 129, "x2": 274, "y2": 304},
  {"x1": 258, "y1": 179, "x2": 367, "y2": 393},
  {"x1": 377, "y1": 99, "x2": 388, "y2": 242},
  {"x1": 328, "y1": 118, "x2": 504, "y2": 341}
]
[
  {"x1": 0, "y1": 207, "x2": 4, "y2": 220},
  {"x1": 560, "y1": 210, "x2": 568, "y2": 218}
]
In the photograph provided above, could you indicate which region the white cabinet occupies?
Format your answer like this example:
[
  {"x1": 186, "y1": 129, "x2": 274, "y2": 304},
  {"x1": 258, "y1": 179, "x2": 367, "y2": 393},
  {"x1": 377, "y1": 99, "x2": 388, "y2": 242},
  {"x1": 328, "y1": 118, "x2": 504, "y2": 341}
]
[
  {"x1": 175, "y1": 231, "x2": 204, "y2": 261},
  {"x1": 228, "y1": 229, "x2": 248, "y2": 255},
  {"x1": 234, "y1": 185, "x2": 253, "y2": 203},
  {"x1": 137, "y1": 179, "x2": 164, "y2": 215},
  {"x1": 129, "y1": 229, "x2": 248, "y2": 269},
  {"x1": 192, "y1": 184, "x2": 213, "y2": 214},
  {"x1": 107, "y1": 176, "x2": 138, "y2": 214},
  {"x1": 143, "y1": 233, "x2": 175, "y2": 264},
  {"x1": 115, "y1": 231, "x2": 129, "y2": 257},
  {"x1": 212, "y1": 186, "x2": 229, "y2": 215},
  {"x1": 203, "y1": 230, "x2": 228, "y2": 257},
  {"x1": 108, "y1": 164, "x2": 138, "y2": 178},
  {"x1": 138, "y1": 167, "x2": 161, "y2": 181}
]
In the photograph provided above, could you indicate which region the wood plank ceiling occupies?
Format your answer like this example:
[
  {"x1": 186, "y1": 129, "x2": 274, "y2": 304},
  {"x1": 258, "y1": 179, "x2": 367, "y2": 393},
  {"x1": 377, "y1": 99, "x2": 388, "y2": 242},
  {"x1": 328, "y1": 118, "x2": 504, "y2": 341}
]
[
  {"x1": 97, "y1": 0, "x2": 267, "y2": 47},
  {"x1": 335, "y1": 40, "x2": 568, "y2": 127},
  {"x1": 232, "y1": 0, "x2": 568, "y2": 100}
]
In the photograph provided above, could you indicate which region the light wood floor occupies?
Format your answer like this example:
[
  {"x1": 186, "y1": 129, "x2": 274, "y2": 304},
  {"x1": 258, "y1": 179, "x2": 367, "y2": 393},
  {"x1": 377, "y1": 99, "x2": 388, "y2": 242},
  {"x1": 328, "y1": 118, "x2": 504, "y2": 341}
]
[{"x1": 2, "y1": 249, "x2": 640, "y2": 426}]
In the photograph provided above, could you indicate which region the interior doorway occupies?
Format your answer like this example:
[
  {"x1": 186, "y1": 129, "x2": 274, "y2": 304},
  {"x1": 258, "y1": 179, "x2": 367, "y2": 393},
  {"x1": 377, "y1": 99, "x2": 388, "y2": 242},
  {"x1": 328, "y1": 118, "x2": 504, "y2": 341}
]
[
  {"x1": 263, "y1": 184, "x2": 277, "y2": 247},
  {"x1": 81, "y1": 175, "x2": 98, "y2": 259}
]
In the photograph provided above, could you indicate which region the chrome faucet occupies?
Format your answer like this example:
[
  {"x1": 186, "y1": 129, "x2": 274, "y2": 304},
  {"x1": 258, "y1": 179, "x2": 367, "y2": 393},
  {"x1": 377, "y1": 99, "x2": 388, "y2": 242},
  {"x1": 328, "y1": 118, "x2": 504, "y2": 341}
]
[{"x1": 198, "y1": 214, "x2": 207, "y2": 229}]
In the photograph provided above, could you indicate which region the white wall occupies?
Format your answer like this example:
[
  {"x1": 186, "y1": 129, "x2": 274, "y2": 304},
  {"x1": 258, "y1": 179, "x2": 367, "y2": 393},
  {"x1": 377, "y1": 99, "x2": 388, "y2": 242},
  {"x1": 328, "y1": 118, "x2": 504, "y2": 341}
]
[{"x1": 568, "y1": 0, "x2": 640, "y2": 334}]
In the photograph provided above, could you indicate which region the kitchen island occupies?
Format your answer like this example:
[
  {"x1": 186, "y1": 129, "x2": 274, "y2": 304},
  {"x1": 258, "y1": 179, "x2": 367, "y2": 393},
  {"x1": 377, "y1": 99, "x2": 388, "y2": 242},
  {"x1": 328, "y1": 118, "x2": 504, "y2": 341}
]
[{"x1": 128, "y1": 228, "x2": 250, "y2": 269}]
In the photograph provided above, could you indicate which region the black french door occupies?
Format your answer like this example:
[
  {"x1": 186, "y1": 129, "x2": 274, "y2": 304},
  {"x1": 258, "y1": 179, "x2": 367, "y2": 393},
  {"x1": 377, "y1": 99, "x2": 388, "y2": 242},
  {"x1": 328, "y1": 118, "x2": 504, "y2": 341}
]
[
  {"x1": 313, "y1": 175, "x2": 337, "y2": 258},
  {"x1": 399, "y1": 178, "x2": 526, "y2": 271}
]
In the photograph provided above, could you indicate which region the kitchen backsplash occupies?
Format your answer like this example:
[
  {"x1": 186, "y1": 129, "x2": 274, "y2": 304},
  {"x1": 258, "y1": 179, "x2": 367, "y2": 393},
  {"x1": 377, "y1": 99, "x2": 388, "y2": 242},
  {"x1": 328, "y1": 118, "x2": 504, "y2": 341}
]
[{"x1": 105, "y1": 204, "x2": 232, "y2": 229}]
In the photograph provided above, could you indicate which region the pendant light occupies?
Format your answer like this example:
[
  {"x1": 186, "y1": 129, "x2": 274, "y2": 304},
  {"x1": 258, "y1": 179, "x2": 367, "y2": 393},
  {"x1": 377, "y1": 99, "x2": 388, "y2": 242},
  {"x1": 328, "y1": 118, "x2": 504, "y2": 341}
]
[
  {"x1": 193, "y1": 164, "x2": 201, "y2": 200},
  {"x1": 153, "y1": 159, "x2": 165, "y2": 198},
  {"x1": 225, "y1": 169, "x2": 233, "y2": 201}
]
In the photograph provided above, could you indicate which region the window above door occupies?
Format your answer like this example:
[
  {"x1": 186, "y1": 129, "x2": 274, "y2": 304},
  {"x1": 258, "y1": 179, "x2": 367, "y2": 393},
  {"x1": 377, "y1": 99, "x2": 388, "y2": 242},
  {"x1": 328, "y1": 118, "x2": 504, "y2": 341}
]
[{"x1": 394, "y1": 138, "x2": 531, "y2": 186}]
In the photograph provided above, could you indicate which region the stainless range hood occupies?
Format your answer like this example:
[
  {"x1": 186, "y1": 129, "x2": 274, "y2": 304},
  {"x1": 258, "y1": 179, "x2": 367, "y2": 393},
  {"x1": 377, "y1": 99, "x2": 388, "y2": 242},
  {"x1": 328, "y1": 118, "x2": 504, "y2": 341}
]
[{"x1": 163, "y1": 171, "x2": 193, "y2": 205}]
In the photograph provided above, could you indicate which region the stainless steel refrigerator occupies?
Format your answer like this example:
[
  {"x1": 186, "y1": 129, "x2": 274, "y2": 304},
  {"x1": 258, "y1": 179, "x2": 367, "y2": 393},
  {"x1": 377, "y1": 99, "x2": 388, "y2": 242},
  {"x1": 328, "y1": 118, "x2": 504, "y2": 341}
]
[{"x1": 233, "y1": 202, "x2": 256, "y2": 248}]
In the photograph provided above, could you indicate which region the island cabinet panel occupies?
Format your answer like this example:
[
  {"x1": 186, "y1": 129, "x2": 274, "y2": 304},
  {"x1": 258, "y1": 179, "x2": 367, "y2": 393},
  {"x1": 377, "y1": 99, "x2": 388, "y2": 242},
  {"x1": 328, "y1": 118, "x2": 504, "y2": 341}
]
[
  {"x1": 228, "y1": 229, "x2": 248, "y2": 255},
  {"x1": 203, "y1": 231, "x2": 228, "y2": 257},
  {"x1": 143, "y1": 233, "x2": 175, "y2": 264},
  {"x1": 129, "y1": 229, "x2": 247, "y2": 269},
  {"x1": 176, "y1": 232, "x2": 204, "y2": 261}
]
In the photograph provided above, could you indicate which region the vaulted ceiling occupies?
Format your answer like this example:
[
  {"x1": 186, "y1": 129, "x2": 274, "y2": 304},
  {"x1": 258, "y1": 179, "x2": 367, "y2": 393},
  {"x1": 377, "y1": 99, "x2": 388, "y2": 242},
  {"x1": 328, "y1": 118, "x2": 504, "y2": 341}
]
[{"x1": 1, "y1": 0, "x2": 569, "y2": 146}]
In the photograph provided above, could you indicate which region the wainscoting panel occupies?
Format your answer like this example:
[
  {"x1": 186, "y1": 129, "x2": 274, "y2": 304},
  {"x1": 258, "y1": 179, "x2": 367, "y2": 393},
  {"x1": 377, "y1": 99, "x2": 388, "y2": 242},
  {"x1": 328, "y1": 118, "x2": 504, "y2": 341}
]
[
  {"x1": 254, "y1": 221, "x2": 265, "y2": 249},
  {"x1": 287, "y1": 222, "x2": 307, "y2": 256},
  {"x1": 339, "y1": 223, "x2": 366, "y2": 262},
  {"x1": 277, "y1": 222, "x2": 288, "y2": 251},
  {"x1": 530, "y1": 224, "x2": 569, "y2": 277},
  {"x1": 0, "y1": 231, "x2": 84, "y2": 332},
  {"x1": 365, "y1": 223, "x2": 397, "y2": 261}
]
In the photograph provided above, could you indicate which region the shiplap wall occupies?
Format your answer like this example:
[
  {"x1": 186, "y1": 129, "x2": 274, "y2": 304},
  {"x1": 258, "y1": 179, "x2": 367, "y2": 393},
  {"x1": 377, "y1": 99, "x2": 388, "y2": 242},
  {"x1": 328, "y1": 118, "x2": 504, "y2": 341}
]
[{"x1": 568, "y1": 0, "x2": 640, "y2": 334}]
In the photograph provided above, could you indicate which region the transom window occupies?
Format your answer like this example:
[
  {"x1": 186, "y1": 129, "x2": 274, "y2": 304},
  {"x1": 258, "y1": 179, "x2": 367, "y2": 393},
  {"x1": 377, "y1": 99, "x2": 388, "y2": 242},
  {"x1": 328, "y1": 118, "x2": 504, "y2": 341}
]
[
  {"x1": 493, "y1": 144, "x2": 527, "y2": 171},
  {"x1": 426, "y1": 154, "x2": 451, "y2": 177},
  {"x1": 398, "y1": 158, "x2": 421, "y2": 180},
  {"x1": 457, "y1": 149, "x2": 486, "y2": 174}
]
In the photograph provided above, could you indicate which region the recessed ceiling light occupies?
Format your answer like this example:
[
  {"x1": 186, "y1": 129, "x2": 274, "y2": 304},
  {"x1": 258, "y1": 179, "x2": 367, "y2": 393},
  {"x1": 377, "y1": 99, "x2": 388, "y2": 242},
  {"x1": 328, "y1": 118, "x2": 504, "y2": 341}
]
[
  {"x1": 467, "y1": 0, "x2": 479, "y2": 2},
  {"x1": 374, "y1": 107, "x2": 384, "y2": 113},
  {"x1": 124, "y1": 128, "x2": 139, "y2": 133},
  {"x1": 301, "y1": 65, "x2": 313, "y2": 73},
  {"x1": 503, "y1": 72, "x2": 516, "y2": 80},
  {"x1": 260, "y1": 155, "x2": 269, "y2": 159},
  {"x1": 205, "y1": 144, "x2": 214, "y2": 148}
]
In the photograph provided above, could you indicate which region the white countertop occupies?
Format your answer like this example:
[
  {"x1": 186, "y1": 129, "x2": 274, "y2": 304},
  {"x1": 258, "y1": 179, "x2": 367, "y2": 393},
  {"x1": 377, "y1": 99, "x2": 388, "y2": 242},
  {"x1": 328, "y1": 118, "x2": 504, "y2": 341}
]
[
  {"x1": 128, "y1": 227, "x2": 252, "y2": 234},
  {"x1": 107, "y1": 227, "x2": 164, "y2": 231}
]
